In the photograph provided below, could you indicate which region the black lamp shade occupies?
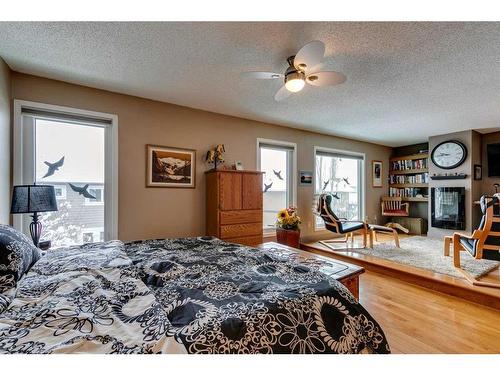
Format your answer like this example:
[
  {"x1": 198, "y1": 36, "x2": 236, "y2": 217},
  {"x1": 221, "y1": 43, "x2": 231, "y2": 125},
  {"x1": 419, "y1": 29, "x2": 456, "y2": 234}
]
[{"x1": 10, "y1": 185, "x2": 58, "y2": 214}]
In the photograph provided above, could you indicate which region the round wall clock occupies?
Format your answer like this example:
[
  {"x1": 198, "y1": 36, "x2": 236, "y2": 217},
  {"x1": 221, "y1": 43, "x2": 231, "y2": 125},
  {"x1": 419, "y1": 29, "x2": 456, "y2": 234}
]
[{"x1": 431, "y1": 140, "x2": 468, "y2": 169}]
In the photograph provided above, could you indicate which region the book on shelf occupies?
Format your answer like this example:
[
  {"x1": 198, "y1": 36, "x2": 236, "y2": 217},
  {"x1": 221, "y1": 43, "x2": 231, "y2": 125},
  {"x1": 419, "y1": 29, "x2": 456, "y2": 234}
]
[
  {"x1": 389, "y1": 187, "x2": 427, "y2": 198},
  {"x1": 389, "y1": 173, "x2": 429, "y2": 184},
  {"x1": 390, "y1": 158, "x2": 428, "y2": 171}
]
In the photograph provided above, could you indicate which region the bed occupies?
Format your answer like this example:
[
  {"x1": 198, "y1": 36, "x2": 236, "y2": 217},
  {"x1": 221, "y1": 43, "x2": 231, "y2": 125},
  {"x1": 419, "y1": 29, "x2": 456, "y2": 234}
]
[{"x1": 0, "y1": 230, "x2": 390, "y2": 354}]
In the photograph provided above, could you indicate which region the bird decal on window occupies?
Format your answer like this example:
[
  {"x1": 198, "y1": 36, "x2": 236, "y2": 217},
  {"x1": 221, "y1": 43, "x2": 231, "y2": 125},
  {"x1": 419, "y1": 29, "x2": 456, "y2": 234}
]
[
  {"x1": 343, "y1": 177, "x2": 350, "y2": 185},
  {"x1": 322, "y1": 180, "x2": 330, "y2": 190},
  {"x1": 263, "y1": 182, "x2": 273, "y2": 193},
  {"x1": 68, "y1": 183, "x2": 97, "y2": 199},
  {"x1": 273, "y1": 170, "x2": 283, "y2": 180},
  {"x1": 42, "y1": 156, "x2": 65, "y2": 178},
  {"x1": 332, "y1": 192, "x2": 341, "y2": 200}
]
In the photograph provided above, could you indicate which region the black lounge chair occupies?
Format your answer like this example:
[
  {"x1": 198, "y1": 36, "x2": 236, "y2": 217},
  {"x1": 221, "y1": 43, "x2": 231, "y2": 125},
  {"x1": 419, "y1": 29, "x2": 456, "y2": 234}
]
[
  {"x1": 316, "y1": 193, "x2": 370, "y2": 250},
  {"x1": 452, "y1": 195, "x2": 500, "y2": 288}
]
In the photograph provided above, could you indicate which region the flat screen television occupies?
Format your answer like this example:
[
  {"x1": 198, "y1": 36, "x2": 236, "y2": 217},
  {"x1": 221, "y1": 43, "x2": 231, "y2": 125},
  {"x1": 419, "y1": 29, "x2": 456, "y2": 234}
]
[{"x1": 487, "y1": 143, "x2": 500, "y2": 177}]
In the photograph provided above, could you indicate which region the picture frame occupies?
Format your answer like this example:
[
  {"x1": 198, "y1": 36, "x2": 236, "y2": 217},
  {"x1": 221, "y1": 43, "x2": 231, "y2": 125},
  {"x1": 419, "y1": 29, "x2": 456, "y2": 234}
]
[
  {"x1": 299, "y1": 170, "x2": 313, "y2": 185},
  {"x1": 474, "y1": 164, "x2": 482, "y2": 181},
  {"x1": 234, "y1": 161, "x2": 244, "y2": 170},
  {"x1": 372, "y1": 160, "x2": 383, "y2": 188},
  {"x1": 146, "y1": 144, "x2": 196, "y2": 188}
]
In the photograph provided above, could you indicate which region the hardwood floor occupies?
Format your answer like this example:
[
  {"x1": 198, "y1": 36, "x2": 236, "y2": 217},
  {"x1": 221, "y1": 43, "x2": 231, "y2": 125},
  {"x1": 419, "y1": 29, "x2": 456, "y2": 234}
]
[
  {"x1": 298, "y1": 233, "x2": 500, "y2": 353},
  {"x1": 360, "y1": 271, "x2": 500, "y2": 353}
]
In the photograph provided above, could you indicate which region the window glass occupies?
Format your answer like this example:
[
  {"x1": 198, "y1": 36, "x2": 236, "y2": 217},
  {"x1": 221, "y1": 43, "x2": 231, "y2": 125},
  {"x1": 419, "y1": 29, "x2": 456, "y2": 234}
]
[
  {"x1": 35, "y1": 118, "x2": 105, "y2": 247},
  {"x1": 259, "y1": 144, "x2": 294, "y2": 230},
  {"x1": 315, "y1": 151, "x2": 363, "y2": 229},
  {"x1": 85, "y1": 186, "x2": 104, "y2": 205},
  {"x1": 82, "y1": 232, "x2": 94, "y2": 243}
]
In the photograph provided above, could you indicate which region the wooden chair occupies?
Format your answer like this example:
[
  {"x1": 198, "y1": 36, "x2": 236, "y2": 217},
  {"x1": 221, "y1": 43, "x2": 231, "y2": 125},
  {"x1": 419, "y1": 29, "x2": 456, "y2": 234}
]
[
  {"x1": 316, "y1": 193, "x2": 371, "y2": 250},
  {"x1": 452, "y1": 195, "x2": 500, "y2": 288},
  {"x1": 381, "y1": 196, "x2": 409, "y2": 217},
  {"x1": 380, "y1": 196, "x2": 410, "y2": 234}
]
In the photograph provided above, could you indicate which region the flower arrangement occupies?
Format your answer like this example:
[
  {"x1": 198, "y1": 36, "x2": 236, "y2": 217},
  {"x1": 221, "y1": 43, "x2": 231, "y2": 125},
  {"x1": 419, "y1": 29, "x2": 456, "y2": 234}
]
[{"x1": 276, "y1": 206, "x2": 301, "y2": 231}]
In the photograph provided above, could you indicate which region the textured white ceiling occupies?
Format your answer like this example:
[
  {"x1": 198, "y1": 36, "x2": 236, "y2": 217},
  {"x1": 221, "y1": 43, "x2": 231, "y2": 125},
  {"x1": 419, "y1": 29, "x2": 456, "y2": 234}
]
[{"x1": 1, "y1": 22, "x2": 500, "y2": 146}]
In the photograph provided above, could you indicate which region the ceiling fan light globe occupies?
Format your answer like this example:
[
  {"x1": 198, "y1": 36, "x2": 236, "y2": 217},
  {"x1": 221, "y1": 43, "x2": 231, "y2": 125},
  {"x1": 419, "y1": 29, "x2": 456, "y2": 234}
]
[
  {"x1": 285, "y1": 70, "x2": 306, "y2": 93},
  {"x1": 285, "y1": 78, "x2": 305, "y2": 92}
]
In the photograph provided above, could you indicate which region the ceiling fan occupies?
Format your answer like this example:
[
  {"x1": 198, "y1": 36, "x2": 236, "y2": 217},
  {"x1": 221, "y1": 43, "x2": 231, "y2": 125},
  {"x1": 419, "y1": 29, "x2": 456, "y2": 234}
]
[{"x1": 242, "y1": 40, "x2": 346, "y2": 102}]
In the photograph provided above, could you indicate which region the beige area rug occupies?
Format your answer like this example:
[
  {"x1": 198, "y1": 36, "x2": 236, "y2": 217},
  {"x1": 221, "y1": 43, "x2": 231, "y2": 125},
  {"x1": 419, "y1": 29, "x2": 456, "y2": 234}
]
[{"x1": 338, "y1": 236, "x2": 498, "y2": 279}]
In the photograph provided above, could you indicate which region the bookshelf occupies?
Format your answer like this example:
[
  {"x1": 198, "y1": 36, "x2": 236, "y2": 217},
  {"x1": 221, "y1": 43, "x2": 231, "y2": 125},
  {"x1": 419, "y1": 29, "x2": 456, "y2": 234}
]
[{"x1": 389, "y1": 153, "x2": 429, "y2": 202}]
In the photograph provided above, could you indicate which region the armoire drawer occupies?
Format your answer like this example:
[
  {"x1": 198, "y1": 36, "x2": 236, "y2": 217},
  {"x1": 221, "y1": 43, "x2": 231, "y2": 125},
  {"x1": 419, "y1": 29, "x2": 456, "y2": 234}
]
[
  {"x1": 226, "y1": 235, "x2": 263, "y2": 247},
  {"x1": 220, "y1": 210, "x2": 262, "y2": 225},
  {"x1": 220, "y1": 222, "x2": 262, "y2": 239}
]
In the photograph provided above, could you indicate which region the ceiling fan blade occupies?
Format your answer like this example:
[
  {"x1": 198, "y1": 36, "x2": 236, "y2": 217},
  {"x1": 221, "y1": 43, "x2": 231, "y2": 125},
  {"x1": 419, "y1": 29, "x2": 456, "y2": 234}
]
[
  {"x1": 294, "y1": 41, "x2": 325, "y2": 72},
  {"x1": 241, "y1": 71, "x2": 283, "y2": 79},
  {"x1": 306, "y1": 71, "x2": 347, "y2": 87},
  {"x1": 274, "y1": 85, "x2": 292, "y2": 102}
]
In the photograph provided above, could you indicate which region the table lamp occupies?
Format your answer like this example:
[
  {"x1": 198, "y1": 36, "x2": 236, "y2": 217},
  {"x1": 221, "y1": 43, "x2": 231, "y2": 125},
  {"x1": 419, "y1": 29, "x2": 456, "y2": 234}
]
[{"x1": 10, "y1": 184, "x2": 58, "y2": 247}]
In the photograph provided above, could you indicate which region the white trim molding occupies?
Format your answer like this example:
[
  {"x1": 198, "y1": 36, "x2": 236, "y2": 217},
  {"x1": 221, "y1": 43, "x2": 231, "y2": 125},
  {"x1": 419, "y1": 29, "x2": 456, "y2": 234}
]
[{"x1": 13, "y1": 100, "x2": 119, "y2": 241}]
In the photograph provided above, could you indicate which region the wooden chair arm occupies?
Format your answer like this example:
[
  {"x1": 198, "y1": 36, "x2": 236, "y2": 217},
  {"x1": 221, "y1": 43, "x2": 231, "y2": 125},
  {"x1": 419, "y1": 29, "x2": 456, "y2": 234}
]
[{"x1": 453, "y1": 230, "x2": 482, "y2": 242}]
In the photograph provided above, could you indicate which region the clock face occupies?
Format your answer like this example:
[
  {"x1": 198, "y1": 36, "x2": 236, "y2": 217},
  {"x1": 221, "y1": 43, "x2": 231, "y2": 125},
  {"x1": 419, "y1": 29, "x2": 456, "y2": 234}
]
[{"x1": 431, "y1": 141, "x2": 467, "y2": 169}]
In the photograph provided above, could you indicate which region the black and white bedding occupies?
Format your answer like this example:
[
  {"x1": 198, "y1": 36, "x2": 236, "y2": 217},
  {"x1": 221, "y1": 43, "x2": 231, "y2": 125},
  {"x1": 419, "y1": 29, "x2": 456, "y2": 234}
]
[{"x1": 0, "y1": 236, "x2": 390, "y2": 354}]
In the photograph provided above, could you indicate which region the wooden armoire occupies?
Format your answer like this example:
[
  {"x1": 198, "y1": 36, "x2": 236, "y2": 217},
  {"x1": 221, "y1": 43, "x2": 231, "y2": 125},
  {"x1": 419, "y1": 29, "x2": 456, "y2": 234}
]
[{"x1": 205, "y1": 170, "x2": 263, "y2": 246}]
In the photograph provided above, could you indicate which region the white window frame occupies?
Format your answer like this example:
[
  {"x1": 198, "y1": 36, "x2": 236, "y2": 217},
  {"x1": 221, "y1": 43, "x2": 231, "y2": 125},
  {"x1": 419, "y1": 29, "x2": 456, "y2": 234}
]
[
  {"x1": 84, "y1": 185, "x2": 105, "y2": 206},
  {"x1": 257, "y1": 138, "x2": 297, "y2": 235},
  {"x1": 313, "y1": 146, "x2": 366, "y2": 232},
  {"x1": 54, "y1": 185, "x2": 67, "y2": 200},
  {"x1": 13, "y1": 100, "x2": 119, "y2": 241}
]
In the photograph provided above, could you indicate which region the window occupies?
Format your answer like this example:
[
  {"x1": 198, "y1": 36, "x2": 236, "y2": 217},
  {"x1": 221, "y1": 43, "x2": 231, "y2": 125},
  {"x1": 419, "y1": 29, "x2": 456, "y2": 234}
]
[
  {"x1": 82, "y1": 232, "x2": 94, "y2": 244},
  {"x1": 14, "y1": 101, "x2": 118, "y2": 248},
  {"x1": 257, "y1": 139, "x2": 296, "y2": 231},
  {"x1": 81, "y1": 227, "x2": 105, "y2": 244},
  {"x1": 54, "y1": 185, "x2": 67, "y2": 200},
  {"x1": 314, "y1": 147, "x2": 364, "y2": 230},
  {"x1": 84, "y1": 186, "x2": 105, "y2": 205}
]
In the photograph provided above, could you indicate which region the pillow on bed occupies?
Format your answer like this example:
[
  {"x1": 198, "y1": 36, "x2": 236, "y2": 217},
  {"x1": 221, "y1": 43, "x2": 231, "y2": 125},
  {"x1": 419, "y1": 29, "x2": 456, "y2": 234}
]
[{"x1": 0, "y1": 224, "x2": 40, "y2": 293}]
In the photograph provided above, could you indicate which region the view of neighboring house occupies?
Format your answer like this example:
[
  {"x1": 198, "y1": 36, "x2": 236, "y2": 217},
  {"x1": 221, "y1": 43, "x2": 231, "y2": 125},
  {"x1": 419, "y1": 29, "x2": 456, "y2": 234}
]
[{"x1": 40, "y1": 182, "x2": 105, "y2": 247}]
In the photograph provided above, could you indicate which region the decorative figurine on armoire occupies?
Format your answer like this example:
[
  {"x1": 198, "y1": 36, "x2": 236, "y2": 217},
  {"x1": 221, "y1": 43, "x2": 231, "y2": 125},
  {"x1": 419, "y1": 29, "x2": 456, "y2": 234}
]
[{"x1": 205, "y1": 144, "x2": 225, "y2": 170}]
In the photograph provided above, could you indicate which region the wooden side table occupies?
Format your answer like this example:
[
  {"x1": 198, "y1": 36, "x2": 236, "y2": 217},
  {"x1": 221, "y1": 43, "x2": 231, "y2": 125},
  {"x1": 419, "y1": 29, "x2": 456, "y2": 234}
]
[{"x1": 259, "y1": 242, "x2": 365, "y2": 299}]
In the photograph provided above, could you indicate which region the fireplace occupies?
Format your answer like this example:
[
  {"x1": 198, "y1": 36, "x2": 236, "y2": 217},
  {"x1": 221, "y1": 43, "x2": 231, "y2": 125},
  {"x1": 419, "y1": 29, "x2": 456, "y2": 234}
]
[{"x1": 431, "y1": 187, "x2": 465, "y2": 230}]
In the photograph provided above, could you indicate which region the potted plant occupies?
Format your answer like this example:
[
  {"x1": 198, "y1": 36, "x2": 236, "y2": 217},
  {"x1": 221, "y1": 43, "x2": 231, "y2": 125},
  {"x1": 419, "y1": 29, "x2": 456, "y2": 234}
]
[{"x1": 275, "y1": 206, "x2": 301, "y2": 248}]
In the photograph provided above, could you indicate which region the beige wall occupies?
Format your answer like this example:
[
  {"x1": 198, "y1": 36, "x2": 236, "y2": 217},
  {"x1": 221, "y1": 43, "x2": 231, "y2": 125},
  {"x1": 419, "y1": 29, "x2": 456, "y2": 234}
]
[
  {"x1": 11, "y1": 72, "x2": 391, "y2": 242},
  {"x1": 0, "y1": 59, "x2": 11, "y2": 224},
  {"x1": 482, "y1": 131, "x2": 500, "y2": 196}
]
